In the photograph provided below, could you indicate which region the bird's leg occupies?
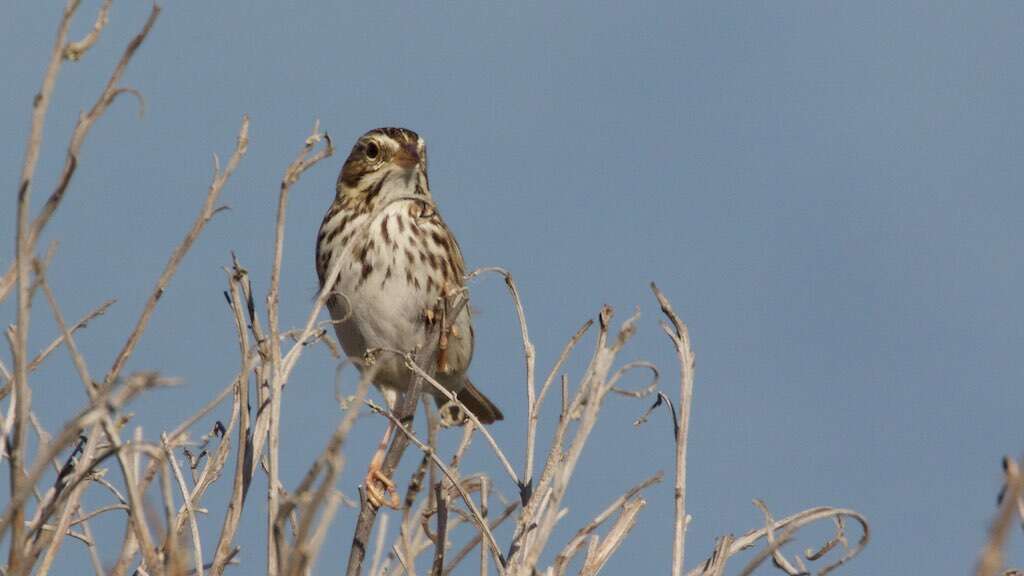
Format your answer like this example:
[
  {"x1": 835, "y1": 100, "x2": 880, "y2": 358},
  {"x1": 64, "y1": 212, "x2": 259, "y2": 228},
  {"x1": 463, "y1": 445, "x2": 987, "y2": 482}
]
[{"x1": 364, "y1": 421, "x2": 400, "y2": 509}]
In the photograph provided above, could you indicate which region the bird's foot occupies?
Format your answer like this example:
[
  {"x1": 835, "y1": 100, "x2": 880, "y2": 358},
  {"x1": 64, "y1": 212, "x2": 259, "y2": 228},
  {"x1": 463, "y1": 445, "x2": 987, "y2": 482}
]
[{"x1": 364, "y1": 465, "x2": 400, "y2": 509}]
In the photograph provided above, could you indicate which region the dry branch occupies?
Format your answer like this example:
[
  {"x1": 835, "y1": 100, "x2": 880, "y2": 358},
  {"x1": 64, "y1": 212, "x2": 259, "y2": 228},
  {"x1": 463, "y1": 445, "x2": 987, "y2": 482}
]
[
  {"x1": 264, "y1": 121, "x2": 334, "y2": 576},
  {"x1": 651, "y1": 282, "x2": 695, "y2": 576},
  {"x1": 278, "y1": 365, "x2": 375, "y2": 576},
  {"x1": 466, "y1": 268, "x2": 536, "y2": 493},
  {"x1": 345, "y1": 330, "x2": 440, "y2": 576},
  {"x1": 63, "y1": 0, "x2": 113, "y2": 61},
  {"x1": 686, "y1": 504, "x2": 869, "y2": 576},
  {"x1": 105, "y1": 113, "x2": 248, "y2": 386},
  {"x1": 442, "y1": 503, "x2": 518, "y2": 576},
  {"x1": 551, "y1": 472, "x2": 663, "y2": 574},
  {"x1": 30, "y1": 270, "x2": 105, "y2": 573},
  {"x1": 8, "y1": 2, "x2": 84, "y2": 568},
  {"x1": 977, "y1": 457, "x2": 1024, "y2": 576},
  {"x1": 209, "y1": 272, "x2": 255, "y2": 576},
  {"x1": 2, "y1": 3, "x2": 162, "y2": 304},
  {"x1": 367, "y1": 401, "x2": 506, "y2": 571}
]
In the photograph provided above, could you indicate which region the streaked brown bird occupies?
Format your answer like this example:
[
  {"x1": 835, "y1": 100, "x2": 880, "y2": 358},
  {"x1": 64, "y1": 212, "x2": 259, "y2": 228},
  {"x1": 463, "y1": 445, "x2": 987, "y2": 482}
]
[{"x1": 316, "y1": 127, "x2": 502, "y2": 507}]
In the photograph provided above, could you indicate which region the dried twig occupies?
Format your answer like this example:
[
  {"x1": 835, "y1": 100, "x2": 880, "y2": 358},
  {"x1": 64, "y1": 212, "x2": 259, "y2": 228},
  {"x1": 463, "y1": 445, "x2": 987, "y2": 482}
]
[
  {"x1": 158, "y1": 445, "x2": 182, "y2": 576},
  {"x1": 63, "y1": 0, "x2": 113, "y2": 61},
  {"x1": 699, "y1": 536, "x2": 734, "y2": 576},
  {"x1": 8, "y1": 1, "x2": 84, "y2": 568},
  {"x1": 105, "y1": 113, "x2": 248, "y2": 386},
  {"x1": 429, "y1": 483, "x2": 449, "y2": 575},
  {"x1": 0, "y1": 373, "x2": 172, "y2": 545},
  {"x1": 22, "y1": 299, "x2": 115, "y2": 380},
  {"x1": 163, "y1": 434, "x2": 205, "y2": 576},
  {"x1": 377, "y1": 348, "x2": 519, "y2": 487},
  {"x1": 442, "y1": 502, "x2": 518, "y2": 576},
  {"x1": 29, "y1": 259, "x2": 178, "y2": 575},
  {"x1": 552, "y1": 472, "x2": 663, "y2": 573},
  {"x1": 752, "y1": 499, "x2": 801, "y2": 575},
  {"x1": 31, "y1": 272, "x2": 104, "y2": 573},
  {"x1": 369, "y1": 514, "x2": 390, "y2": 576},
  {"x1": 367, "y1": 402, "x2": 506, "y2": 573},
  {"x1": 278, "y1": 366, "x2": 375, "y2": 576},
  {"x1": 467, "y1": 268, "x2": 536, "y2": 497},
  {"x1": 346, "y1": 330, "x2": 439, "y2": 576},
  {"x1": 209, "y1": 273, "x2": 256, "y2": 576},
  {"x1": 511, "y1": 306, "x2": 642, "y2": 571},
  {"x1": 2, "y1": 3, "x2": 162, "y2": 304},
  {"x1": 40, "y1": 111, "x2": 247, "y2": 576},
  {"x1": 579, "y1": 497, "x2": 646, "y2": 576},
  {"x1": 686, "y1": 504, "x2": 869, "y2": 576},
  {"x1": 5, "y1": 10, "x2": 880, "y2": 572},
  {"x1": 265, "y1": 121, "x2": 333, "y2": 575},
  {"x1": 977, "y1": 457, "x2": 1023, "y2": 576},
  {"x1": 651, "y1": 282, "x2": 695, "y2": 576},
  {"x1": 735, "y1": 529, "x2": 795, "y2": 576}
]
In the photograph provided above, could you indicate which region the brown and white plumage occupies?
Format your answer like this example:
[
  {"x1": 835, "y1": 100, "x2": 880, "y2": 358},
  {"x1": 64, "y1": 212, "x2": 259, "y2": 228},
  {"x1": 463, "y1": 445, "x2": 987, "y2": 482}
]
[{"x1": 316, "y1": 127, "x2": 502, "y2": 426}]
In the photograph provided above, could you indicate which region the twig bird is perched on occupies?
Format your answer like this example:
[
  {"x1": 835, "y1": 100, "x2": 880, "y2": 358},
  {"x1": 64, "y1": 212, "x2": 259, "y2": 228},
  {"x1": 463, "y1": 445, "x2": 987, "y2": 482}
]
[{"x1": 316, "y1": 127, "x2": 503, "y2": 507}]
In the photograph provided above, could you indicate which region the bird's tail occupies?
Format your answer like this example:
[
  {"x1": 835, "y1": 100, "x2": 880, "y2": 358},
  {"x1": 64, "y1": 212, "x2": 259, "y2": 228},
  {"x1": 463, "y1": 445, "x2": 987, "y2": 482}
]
[{"x1": 437, "y1": 378, "x2": 503, "y2": 424}]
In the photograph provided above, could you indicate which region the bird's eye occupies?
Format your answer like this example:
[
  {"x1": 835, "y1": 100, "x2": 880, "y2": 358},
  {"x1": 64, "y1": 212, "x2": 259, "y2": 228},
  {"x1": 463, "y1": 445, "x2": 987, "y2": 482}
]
[{"x1": 365, "y1": 141, "x2": 380, "y2": 160}]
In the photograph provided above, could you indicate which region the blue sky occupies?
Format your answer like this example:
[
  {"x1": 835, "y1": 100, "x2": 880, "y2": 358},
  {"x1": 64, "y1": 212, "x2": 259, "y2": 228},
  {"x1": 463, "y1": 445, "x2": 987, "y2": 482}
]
[{"x1": 3, "y1": 2, "x2": 1023, "y2": 574}]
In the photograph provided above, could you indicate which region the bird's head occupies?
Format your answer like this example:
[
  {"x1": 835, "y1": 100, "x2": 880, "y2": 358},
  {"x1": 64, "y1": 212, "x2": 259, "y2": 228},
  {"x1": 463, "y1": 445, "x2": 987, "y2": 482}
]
[{"x1": 336, "y1": 127, "x2": 429, "y2": 202}]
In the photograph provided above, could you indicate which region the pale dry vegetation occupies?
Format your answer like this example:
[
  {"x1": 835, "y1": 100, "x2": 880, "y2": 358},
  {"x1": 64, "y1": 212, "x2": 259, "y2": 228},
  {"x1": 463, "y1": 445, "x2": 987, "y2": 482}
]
[{"x1": 21, "y1": 3, "x2": 1024, "y2": 575}]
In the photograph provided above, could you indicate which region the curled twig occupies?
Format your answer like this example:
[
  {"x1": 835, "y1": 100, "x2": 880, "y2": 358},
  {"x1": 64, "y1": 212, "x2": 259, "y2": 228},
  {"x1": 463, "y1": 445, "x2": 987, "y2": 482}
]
[
  {"x1": 687, "y1": 504, "x2": 870, "y2": 576},
  {"x1": 63, "y1": 0, "x2": 113, "y2": 61}
]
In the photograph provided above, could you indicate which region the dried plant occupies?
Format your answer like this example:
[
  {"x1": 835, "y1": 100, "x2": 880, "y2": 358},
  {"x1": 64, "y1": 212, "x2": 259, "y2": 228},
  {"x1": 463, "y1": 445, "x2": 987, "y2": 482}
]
[{"x1": 2, "y1": 3, "x2": 883, "y2": 576}]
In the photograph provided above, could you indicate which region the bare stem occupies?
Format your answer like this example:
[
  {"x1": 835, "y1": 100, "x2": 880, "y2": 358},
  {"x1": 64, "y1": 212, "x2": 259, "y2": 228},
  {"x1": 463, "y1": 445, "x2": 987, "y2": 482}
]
[
  {"x1": 369, "y1": 403, "x2": 506, "y2": 573},
  {"x1": 9, "y1": 1, "x2": 82, "y2": 568},
  {"x1": 105, "y1": 114, "x2": 248, "y2": 386},
  {"x1": 651, "y1": 282, "x2": 695, "y2": 576},
  {"x1": 346, "y1": 337, "x2": 439, "y2": 576},
  {"x1": 467, "y1": 268, "x2": 536, "y2": 487},
  {"x1": 265, "y1": 121, "x2": 333, "y2": 576},
  {"x1": 163, "y1": 434, "x2": 205, "y2": 576},
  {"x1": 2, "y1": 3, "x2": 162, "y2": 304},
  {"x1": 976, "y1": 457, "x2": 1023, "y2": 576},
  {"x1": 685, "y1": 505, "x2": 869, "y2": 576},
  {"x1": 63, "y1": 0, "x2": 112, "y2": 61}
]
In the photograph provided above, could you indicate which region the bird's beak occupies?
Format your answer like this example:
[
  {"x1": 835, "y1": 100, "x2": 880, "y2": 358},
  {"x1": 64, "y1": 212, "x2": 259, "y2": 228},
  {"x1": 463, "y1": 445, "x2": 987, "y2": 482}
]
[{"x1": 393, "y1": 143, "x2": 420, "y2": 170}]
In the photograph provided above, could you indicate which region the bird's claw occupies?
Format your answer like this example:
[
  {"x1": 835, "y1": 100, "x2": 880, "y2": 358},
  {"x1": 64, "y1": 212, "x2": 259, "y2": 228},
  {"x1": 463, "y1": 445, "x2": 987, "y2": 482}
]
[{"x1": 365, "y1": 468, "x2": 400, "y2": 509}]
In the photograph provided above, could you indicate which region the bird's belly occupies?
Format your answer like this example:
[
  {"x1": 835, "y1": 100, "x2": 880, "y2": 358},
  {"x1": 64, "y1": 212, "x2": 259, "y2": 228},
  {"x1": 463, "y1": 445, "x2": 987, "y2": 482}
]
[
  {"x1": 330, "y1": 270, "x2": 473, "y2": 389},
  {"x1": 332, "y1": 262, "x2": 426, "y2": 349},
  {"x1": 328, "y1": 244, "x2": 433, "y2": 389},
  {"x1": 321, "y1": 202, "x2": 473, "y2": 390}
]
